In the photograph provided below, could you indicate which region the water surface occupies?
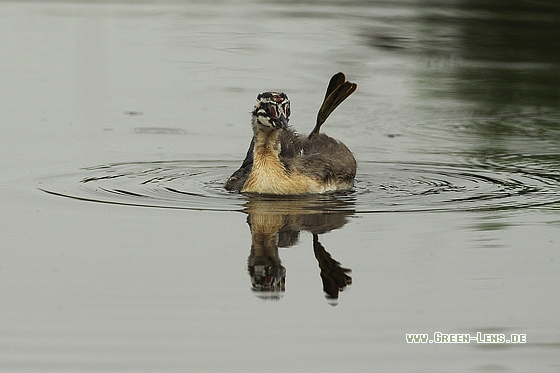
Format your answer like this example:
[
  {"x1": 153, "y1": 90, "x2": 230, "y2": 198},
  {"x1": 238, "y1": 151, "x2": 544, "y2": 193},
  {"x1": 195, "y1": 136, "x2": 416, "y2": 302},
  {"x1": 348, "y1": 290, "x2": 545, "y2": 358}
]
[{"x1": 1, "y1": 1, "x2": 560, "y2": 372}]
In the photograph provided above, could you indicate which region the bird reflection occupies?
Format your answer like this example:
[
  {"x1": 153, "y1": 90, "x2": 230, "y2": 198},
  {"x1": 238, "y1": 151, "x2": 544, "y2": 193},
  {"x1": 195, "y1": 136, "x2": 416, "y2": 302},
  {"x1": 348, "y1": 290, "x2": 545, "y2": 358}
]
[
  {"x1": 312, "y1": 234, "x2": 352, "y2": 302},
  {"x1": 244, "y1": 194, "x2": 354, "y2": 304}
]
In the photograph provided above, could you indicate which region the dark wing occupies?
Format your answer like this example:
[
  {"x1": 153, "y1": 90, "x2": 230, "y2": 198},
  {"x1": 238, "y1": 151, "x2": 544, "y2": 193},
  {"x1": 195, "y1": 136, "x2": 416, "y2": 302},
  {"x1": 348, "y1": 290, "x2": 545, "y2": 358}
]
[
  {"x1": 309, "y1": 72, "x2": 357, "y2": 139},
  {"x1": 224, "y1": 138, "x2": 254, "y2": 192}
]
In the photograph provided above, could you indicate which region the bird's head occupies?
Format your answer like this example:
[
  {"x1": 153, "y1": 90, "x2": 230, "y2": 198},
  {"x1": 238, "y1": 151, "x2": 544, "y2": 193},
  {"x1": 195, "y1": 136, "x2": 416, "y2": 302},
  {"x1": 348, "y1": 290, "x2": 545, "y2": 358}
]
[{"x1": 251, "y1": 91, "x2": 290, "y2": 131}]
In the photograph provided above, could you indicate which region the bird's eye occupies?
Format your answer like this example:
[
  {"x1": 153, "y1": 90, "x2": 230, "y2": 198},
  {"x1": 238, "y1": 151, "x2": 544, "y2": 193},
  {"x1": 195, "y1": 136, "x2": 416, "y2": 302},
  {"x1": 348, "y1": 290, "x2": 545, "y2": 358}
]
[{"x1": 268, "y1": 105, "x2": 278, "y2": 118}]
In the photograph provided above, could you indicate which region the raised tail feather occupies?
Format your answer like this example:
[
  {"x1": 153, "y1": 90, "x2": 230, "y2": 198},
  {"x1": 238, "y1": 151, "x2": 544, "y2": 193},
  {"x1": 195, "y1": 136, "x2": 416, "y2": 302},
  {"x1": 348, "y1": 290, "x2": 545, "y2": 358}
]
[{"x1": 308, "y1": 72, "x2": 357, "y2": 139}]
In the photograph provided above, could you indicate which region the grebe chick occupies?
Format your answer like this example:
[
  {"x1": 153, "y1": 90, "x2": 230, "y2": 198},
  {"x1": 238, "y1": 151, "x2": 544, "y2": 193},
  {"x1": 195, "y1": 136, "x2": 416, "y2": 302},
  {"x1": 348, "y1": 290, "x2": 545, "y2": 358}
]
[{"x1": 225, "y1": 72, "x2": 357, "y2": 195}]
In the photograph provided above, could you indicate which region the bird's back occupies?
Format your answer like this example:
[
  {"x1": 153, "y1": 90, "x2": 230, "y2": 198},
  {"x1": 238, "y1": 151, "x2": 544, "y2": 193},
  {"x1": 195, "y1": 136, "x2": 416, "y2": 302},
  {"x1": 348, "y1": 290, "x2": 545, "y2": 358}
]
[{"x1": 286, "y1": 133, "x2": 356, "y2": 188}]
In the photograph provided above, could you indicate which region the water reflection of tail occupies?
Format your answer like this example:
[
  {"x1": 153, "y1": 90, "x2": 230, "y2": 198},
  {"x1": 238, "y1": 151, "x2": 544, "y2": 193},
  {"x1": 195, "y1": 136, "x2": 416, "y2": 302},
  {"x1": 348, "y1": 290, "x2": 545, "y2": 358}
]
[
  {"x1": 245, "y1": 195, "x2": 355, "y2": 304},
  {"x1": 312, "y1": 234, "x2": 352, "y2": 302}
]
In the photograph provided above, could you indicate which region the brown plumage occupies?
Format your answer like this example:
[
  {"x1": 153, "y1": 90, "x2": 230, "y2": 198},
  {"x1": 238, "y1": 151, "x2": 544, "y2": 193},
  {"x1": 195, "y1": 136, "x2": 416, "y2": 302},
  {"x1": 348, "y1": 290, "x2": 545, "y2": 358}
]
[{"x1": 225, "y1": 72, "x2": 357, "y2": 195}]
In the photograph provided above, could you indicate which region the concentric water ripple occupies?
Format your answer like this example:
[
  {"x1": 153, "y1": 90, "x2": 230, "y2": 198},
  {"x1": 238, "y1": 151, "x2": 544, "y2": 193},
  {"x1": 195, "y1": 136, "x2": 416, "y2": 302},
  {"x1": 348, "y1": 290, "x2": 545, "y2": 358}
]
[{"x1": 38, "y1": 157, "x2": 560, "y2": 213}]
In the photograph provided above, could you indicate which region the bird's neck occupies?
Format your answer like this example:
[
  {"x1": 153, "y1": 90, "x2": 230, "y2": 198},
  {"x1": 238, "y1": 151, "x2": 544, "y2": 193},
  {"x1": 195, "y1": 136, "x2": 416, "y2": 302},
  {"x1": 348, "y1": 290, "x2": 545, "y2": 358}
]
[
  {"x1": 253, "y1": 126, "x2": 281, "y2": 157},
  {"x1": 251, "y1": 126, "x2": 285, "y2": 178},
  {"x1": 241, "y1": 123, "x2": 288, "y2": 194}
]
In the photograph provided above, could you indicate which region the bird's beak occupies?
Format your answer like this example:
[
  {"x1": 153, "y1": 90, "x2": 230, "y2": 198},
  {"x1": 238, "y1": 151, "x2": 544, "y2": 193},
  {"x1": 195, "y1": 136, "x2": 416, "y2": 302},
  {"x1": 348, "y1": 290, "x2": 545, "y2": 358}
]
[{"x1": 272, "y1": 114, "x2": 288, "y2": 129}]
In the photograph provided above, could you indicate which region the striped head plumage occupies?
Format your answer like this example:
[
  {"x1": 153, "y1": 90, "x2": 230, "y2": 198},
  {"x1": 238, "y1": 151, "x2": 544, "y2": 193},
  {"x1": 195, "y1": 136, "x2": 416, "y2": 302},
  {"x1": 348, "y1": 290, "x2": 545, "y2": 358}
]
[{"x1": 252, "y1": 92, "x2": 291, "y2": 130}]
